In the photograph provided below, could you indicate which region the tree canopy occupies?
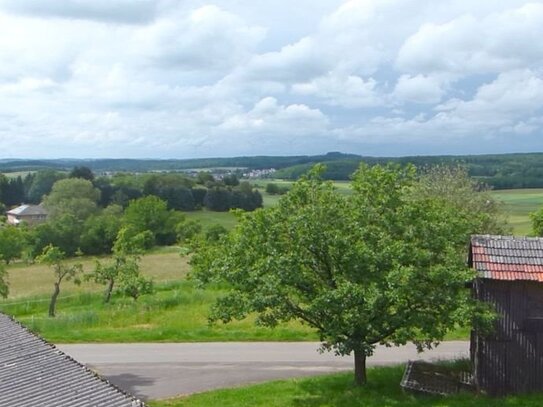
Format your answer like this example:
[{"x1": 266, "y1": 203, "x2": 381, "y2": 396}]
[
  {"x1": 43, "y1": 178, "x2": 101, "y2": 221},
  {"x1": 0, "y1": 226, "x2": 25, "y2": 264},
  {"x1": 0, "y1": 261, "x2": 8, "y2": 299},
  {"x1": 192, "y1": 164, "x2": 498, "y2": 385}
]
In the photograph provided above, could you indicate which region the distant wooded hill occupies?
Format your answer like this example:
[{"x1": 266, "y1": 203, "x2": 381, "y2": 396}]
[{"x1": 1, "y1": 152, "x2": 543, "y2": 189}]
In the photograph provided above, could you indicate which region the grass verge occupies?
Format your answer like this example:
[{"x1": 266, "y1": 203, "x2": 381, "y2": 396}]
[{"x1": 149, "y1": 365, "x2": 543, "y2": 407}]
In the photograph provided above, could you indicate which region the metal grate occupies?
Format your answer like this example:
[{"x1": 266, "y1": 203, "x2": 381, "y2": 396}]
[{"x1": 400, "y1": 360, "x2": 474, "y2": 396}]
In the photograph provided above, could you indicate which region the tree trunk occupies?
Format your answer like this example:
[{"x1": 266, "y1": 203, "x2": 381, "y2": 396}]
[
  {"x1": 49, "y1": 282, "x2": 60, "y2": 317},
  {"x1": 354, "y1": 349, "x2": 367, "y2": 386},
  {"x1": 104, "y1": 278, "x2": 114, "y2": 303}
]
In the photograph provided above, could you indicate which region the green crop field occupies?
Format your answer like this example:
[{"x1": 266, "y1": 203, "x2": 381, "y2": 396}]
[{"x1": 490, "y1": 189, "x2": 543, "y2": 236}]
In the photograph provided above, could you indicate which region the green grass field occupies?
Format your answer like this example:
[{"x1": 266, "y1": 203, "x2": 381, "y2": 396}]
[
  {"x1": 183, "y1": 210, "x2": 238, "y2": 230},
  {"x1": 0, "y1": 250, "x2": 316, "y2": 343},
  {"x1": 183, "y1": 180, "x2": 352, "y2": 231},
  {"x1": 149, "y1": 365, "x2": 543, "y2": 407},
  {"x1": 490, "y1": 189, "x2": 543, "y2": 235},
  {"x1": 0, "y1": 187, "x2": 540, "y2": 344}
]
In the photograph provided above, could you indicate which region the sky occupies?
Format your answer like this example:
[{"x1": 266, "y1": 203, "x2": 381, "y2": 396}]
[{"x1": 0, "y1": 0, "x2": 543, "y2": 159}]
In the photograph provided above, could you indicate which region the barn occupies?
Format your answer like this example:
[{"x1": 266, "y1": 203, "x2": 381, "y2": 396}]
[{"x1": 469, "y1": 234, "x2": 543, "y2": 396}]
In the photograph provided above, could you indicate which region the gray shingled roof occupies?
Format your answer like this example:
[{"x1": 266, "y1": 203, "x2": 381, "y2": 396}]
[
  {"x1": 470, "y1": 235, "x2": 543, "y2": 281},
  {"x1": 0, "y1": 313, "x2": 146, "y2": 407},
  {"x1": 6, "y1": 204, "x2": 48, "y2": 216}
]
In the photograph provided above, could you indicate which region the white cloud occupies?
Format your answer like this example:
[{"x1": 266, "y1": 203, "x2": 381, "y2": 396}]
[
  {"x1": 436, "y1": 70, "x2": 543, "y2": 121},
  {"x1": 393, "y1": 74, "x2": 446, "y2": 104},
  {"x1": 292, "y1": 72, "x2": 382, "y2": 108},
  {"x1": 0, "y1": 0, "x2": 542, "y2": 158},
  {"x1": 338, "y1": 69, "x2": 543, "y2": 145},
  {"x1": 397, "y1": 3, "x2": 543, "y2": 75},
  {"x1": 220, "y1": 97, "x2": 329, "y2": 134},
  {"x1": 135, "y1": 5, "x2": 266, "y2": 72}
]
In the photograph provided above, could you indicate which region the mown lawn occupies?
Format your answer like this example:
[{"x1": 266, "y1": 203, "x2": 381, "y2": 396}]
[{"x1": 149, "y1": 365, "x2": 543, "y2": 407}]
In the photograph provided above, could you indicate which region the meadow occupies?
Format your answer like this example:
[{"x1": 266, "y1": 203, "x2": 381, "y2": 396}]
[
  {"x1": 490, "y1": 189, "x2": 543, "y2": 236},
  {"x1": 0, "y1": 187, "x2": 540, "y2": 344},
  {"x1": 191, "y1": 185, "x2": 543, "y2": 236},
  {"x1": 0, "y1": 249, "x2": 316, "y2": 343}
]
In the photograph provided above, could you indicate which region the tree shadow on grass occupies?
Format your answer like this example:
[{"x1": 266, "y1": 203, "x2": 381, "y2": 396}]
[{"x1": 290, "y1": 366, "x2": 543, "y2": 407}]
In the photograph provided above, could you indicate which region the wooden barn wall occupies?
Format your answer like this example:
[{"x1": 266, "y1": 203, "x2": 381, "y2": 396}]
[{"x1": 474, "y1": 280, "x2": 543, "y2": 396}]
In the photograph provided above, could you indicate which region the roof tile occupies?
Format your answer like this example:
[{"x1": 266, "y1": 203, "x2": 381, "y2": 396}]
[
  {"x1": 0, "y1": 313, "x2": 146, "y2": 407},
  {"x1": 471, "y1": 235, "x2": 543, "y2": 282}
]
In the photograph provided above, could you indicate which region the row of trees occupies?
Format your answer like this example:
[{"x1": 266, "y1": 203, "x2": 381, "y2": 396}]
[
  {"x1": 272, "y1": 154, "x2": 543, "y2": 190},
  {"x1": 1, "y1": 192, "x2": 199, "y2": 260},
  {"x1": 0, "y1": 226, "x2": 155, "y2": 316},
  {"x1": 0, "y1": 167, "x2": 263, "y2": 213},
  {"x1": 35, "y1": 224, "x2": 153, "y2": 317}
]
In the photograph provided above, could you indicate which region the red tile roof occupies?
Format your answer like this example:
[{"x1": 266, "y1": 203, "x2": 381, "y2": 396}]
[{"x1": 470, "y1": 235, "x2": 543, "y2": 281}]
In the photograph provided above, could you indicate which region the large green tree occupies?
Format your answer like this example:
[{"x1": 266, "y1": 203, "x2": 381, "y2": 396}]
[
  {"x1": 80, "y1": 205, "x2": 123, "y2": 255},
  {"x1": 122, "y1": 196, "x2": 180, "y2": 245},
  {"x1": 43, "y1": 178, "x2": 101, "y2": 221},
  {"x1": 28, "y1": 214, "x2": 82, "y2": 257},
  {"x1": 416, "y1": 165, "x2": 510, "y2": 235},
  {"x1": 192, "y1": 164, "x2": 493, "y2": 385},
  {"x1": 26, "y1": 170, "x2": 66, "y2": 204}
]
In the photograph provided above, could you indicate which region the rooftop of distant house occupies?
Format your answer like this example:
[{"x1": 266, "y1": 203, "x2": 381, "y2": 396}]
[{"x1": 6, "y1": 204, "x2": 48, "y2": 216}]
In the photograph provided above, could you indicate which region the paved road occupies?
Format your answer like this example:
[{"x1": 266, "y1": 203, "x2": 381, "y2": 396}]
[{"x1": 58, "y1": 341, "x2": 469, "y2": 401}]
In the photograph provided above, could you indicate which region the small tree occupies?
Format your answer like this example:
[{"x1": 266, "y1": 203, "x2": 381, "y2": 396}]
[
  {"x1": 205, "y1": 224, "x2": 228, "y2": 242},
  {"x1": 37, "y1": 245, "x2": 82, "y2": 317},
  {"x1": 0, "y1": 226, "x2": 25, "y2": 264},
  {"x1": 176, "y1": 219, "x2": 202, "y2": 244},
  {"x1": 531, "y1": 208, "x2": 543, "y2": 236},
  {"x1": 265, "y1": 183, "x2": 280, "y2": 195},
  {"x1": 118, "y1": 269, "x2": 153, "y2": 301},
  {"x1": 192, "y1": 164, "x2": 490, "y2": 385},
  {"x1": 0, "y1": 259, "x2": 9, "y2": 299},
  {"x1": 87, "y1": 227, "x2": 150, "y2": 303}
]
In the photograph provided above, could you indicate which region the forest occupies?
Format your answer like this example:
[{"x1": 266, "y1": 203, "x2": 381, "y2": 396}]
[{"x1": 2, "y1": 152, "x2": 543, "y2": 189}]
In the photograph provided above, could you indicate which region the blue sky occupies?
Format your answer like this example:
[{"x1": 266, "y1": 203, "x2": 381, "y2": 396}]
[{"x1": 0, "y1": 0, "x2": 542, "y2": 158}]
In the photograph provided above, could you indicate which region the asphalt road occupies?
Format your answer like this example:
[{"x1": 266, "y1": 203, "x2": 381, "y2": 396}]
[{"x1": 58, "y1": 341, "x2": 469, "y2": 401}]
